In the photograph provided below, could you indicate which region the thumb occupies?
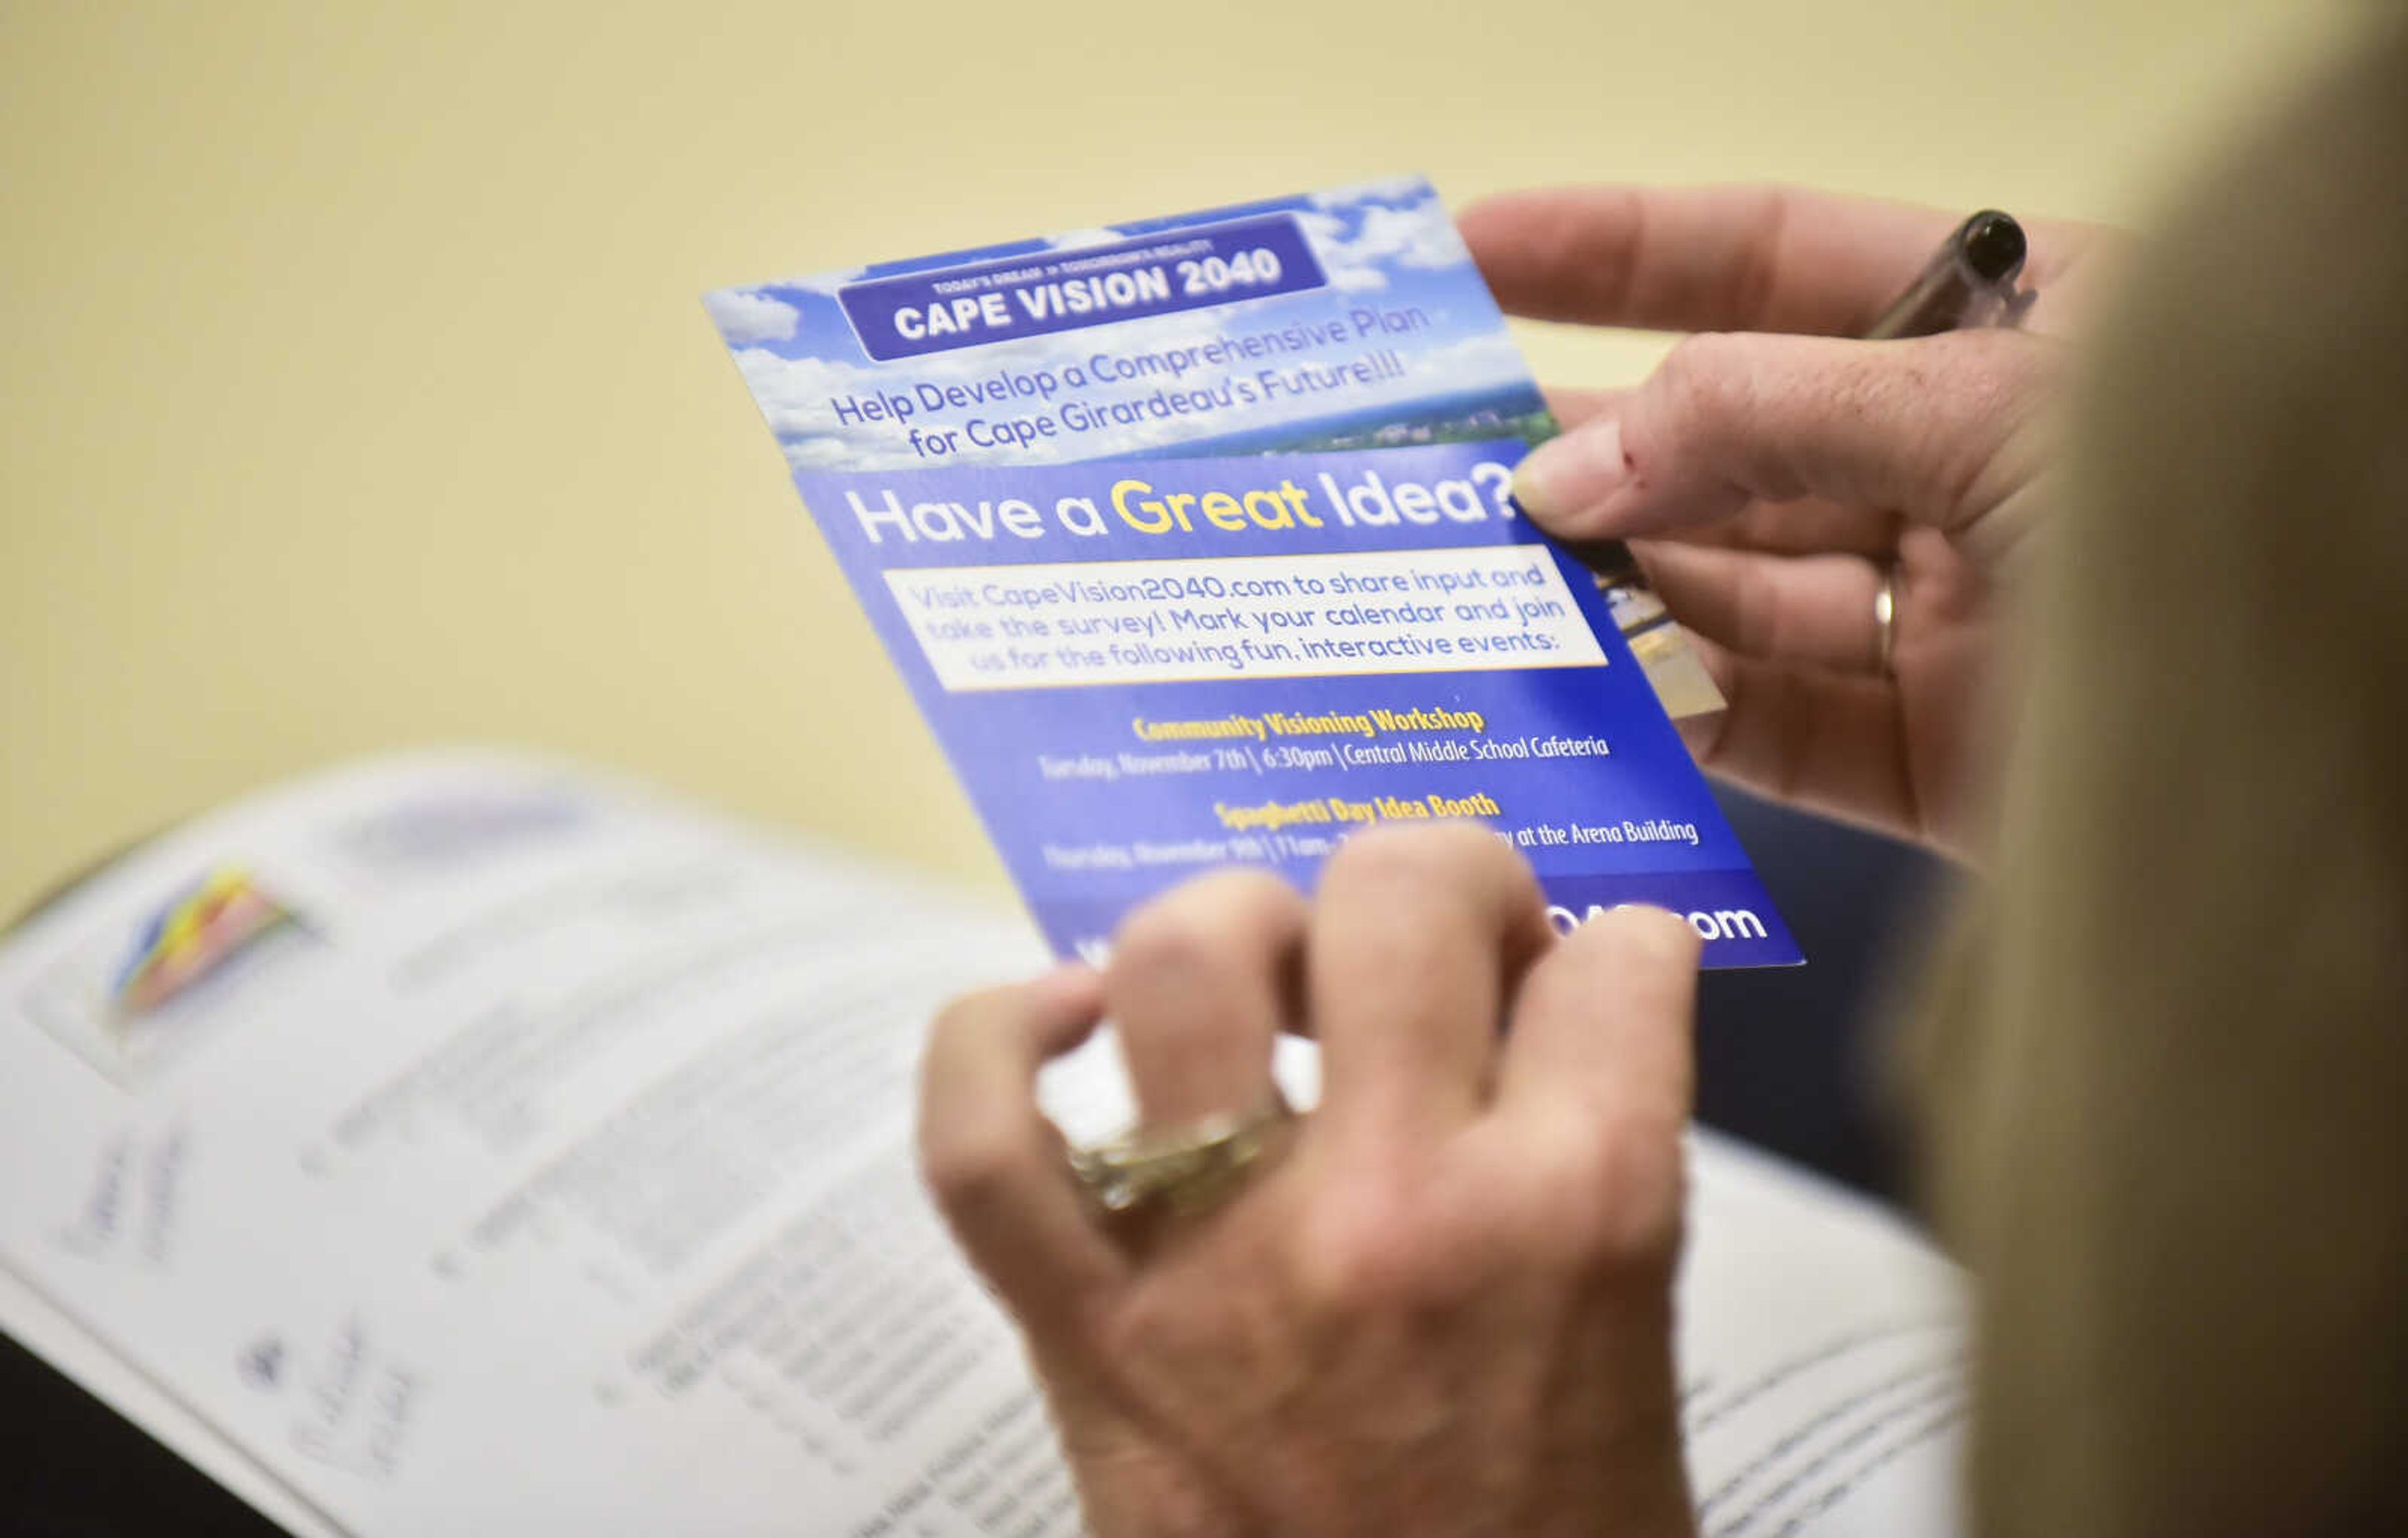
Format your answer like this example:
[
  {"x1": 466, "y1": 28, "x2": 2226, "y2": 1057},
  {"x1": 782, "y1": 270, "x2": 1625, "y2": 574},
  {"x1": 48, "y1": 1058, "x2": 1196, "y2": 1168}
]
[{"x1": 1513, "y1": 328, "x2": 2057, "y2": 556}]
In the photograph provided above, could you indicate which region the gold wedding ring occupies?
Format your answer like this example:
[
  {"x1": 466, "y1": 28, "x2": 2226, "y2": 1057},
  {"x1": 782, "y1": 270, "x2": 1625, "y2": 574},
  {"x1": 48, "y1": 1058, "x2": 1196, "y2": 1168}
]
[
  {"x1": 1874, "y1": 568, "x2": 1899, "y2": 677},
  {"x1": 1070, "y1": 1095, "x2": 1292, "y2": 1219}
]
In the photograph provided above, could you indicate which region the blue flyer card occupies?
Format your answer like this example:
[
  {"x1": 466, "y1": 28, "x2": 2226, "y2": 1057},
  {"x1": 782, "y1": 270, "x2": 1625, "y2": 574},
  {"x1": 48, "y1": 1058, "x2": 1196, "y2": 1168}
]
[{"x1": 706, "y1": 177, "x2": 1801, "y2": 967}]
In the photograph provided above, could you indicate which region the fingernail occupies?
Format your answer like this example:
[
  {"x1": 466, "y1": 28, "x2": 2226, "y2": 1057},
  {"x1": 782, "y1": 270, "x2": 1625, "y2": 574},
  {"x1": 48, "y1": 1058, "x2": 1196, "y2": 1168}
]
[
  {"x1": 1607, "y1": 903, "x2": 1705, "y2": 957},
  {"x1": 1513, "y1": 418, "x2": 1627, "y2": 525}
]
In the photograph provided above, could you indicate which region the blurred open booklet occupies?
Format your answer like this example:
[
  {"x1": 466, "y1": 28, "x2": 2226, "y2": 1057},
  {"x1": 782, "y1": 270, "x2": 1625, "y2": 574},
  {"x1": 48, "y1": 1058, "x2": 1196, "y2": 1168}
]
[{"x1": 0, "y1": 752, "x2": 1963, "y2": 1536}]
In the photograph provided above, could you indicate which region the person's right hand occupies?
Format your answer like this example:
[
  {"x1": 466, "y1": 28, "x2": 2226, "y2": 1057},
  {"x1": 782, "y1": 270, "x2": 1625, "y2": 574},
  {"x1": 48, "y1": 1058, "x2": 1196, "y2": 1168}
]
[{"x1": 1460, "y1": 186, "x2": 2117, "y2": 862}]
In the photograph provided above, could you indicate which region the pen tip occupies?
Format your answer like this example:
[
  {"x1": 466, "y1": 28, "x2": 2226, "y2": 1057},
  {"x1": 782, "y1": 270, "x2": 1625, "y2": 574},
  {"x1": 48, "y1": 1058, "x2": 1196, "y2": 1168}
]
[{"x1": 1962, "y1": 211, "x2": 2027, "y2": 285}]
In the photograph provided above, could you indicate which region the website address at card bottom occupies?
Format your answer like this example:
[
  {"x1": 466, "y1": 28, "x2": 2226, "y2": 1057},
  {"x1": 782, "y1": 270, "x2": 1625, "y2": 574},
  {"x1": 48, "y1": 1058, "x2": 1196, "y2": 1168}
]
[{"x1": 1062, "y1": 900, "x2": 1771, "y2": 971}]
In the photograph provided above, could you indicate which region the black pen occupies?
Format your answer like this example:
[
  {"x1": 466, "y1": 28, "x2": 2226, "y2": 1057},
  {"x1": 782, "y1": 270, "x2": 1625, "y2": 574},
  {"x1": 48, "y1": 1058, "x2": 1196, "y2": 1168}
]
[
  {"x1": 1855, "y1": 209, "x2": 2029, "y2": 672},
  {"x1": 1864, "y1": 209, "x2": 2027, "y2": 340}
]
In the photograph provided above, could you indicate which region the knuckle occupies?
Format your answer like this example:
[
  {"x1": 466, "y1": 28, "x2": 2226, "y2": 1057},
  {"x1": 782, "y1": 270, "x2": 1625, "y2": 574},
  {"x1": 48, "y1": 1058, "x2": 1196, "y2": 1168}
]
[
  {"x1": 1924, "y1": 332, "x2": 2058, "y2": 515},
  {"x1": 1106, "y1": 910, "x2": 1223, "y2": 1009},
  {"x1": 924, "y1": 979, "x2": 1050, "y2": 1062},
  {"x1": 1291, "y1": 1181, "x2": 1444, "y2": 1315},
  {"x1": 1107, "y1": 875, "x2": 1306, "y2": 1093},
  {"x1": 1935, "y1": 325, "x2": 2056, "y2": 396},
  {"x1": 1654, "y1": 332, "x2": 1748, "y2": 423},
  {"x1": 916, "y1": 1108, "x2": 1028, "y2": 1215},
  {"x1": 1287, "y1": 1151, "x2": 1531, "y2": 1318},
  {"x1": 1521, "y1": 1115, "x2": 1687, "y2": 1271},
  {"x1": 1107, "y1": 898, "x2": 1217, "y2": 994},
  {"x1": 924, "y1": 989, "x2": 990, "y2": 1055},
  {"x1": 1108, "y1": 869, "x2": 1299, "y2": 989},
  {"x1": 1322, "y1": 819, "x2": 1523, "y2": 905},
  {"x1": 917, "y1": 989, "x2": 1000, "y2": 1110}
]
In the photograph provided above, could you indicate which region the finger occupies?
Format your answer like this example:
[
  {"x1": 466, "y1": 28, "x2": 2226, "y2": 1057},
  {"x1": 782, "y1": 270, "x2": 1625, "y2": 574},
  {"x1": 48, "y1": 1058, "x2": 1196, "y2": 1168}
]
[
  {"x1": 1674, "y1": 635, "x2": 1930, "y2": 846},
  {"x1": 1558, "y1": 500, "x2": 1898, "y2": 595},
  {"x1": 1634, "y1": 540, "x2": 1889, "y2": 674},
  {"x1": 1513, "y1": 329, "x2": 2056, "y2": 554},
  {"x1": 1106, "y1": 870, "x2": 1307, "y2": 1127},
  {"x1": 1647, "y1": 495, "x2": 1901, "y2": 561},
  {"x1": 1486, "y1": 905, "x2": 1701, "y2": 1265},
  {"x1": 1542, "y1": 384, "x2": 1628, "y2": 433},
  {"x1": 1460, "y1": 184, "x2": 1969, "y2": 337},
  {"x1": 1310, "y1": 823, "x2": 1556, "y2": 1143},
  {"x1": 1539, "y1": 402, "x2": 1901, "y2": 564},
  {"x1": 1534, "y1": 391, "x2": 1648, "y2": 588},
  {"x1": 920, "y1": 966, "x2": 1126, "y2": 1326},
  {"x1": 1496, "y1": 903, "x2": 1701, "y2": 1140}
]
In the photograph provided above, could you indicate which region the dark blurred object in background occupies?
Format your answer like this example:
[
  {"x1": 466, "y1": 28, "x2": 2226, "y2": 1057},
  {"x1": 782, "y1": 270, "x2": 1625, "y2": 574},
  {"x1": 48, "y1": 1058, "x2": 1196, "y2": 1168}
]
[{"x1": 1694, "y1": 784, "x2": 1946, "y2": 1208}]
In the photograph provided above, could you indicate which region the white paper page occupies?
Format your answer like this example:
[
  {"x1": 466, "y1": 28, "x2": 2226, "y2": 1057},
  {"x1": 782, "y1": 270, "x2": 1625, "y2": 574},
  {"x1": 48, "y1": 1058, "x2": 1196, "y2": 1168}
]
[
  {"x1": 0, "y1": 751, "x2": 1071, "y2": 1535},
  {"x1": 1676, "y1": 1137, "x2": 1965, "y2": 1538},
  {"x1": 0, "y1": 750, "x2": 1963, "y2": 1537}
]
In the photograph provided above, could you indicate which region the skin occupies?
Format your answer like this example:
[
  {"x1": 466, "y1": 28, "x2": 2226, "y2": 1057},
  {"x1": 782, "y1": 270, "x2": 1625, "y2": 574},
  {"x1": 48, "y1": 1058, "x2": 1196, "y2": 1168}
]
[
  {"x1": 1464, "y1": 184, "x2": 2116, "y2": 861},
  {"x1": 922, "y1": 829, "x2": 1702, "y2": 1538},
  {"x1": 922, "y1": 187, "x2": 2123, "y2": 1534}
]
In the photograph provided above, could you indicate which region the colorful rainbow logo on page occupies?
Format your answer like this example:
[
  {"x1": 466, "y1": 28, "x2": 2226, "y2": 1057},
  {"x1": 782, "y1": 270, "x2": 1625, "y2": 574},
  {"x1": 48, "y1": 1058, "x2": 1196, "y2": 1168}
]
[{"x1": 112, "y1": 866, "x2": 296, "y2": 1018}]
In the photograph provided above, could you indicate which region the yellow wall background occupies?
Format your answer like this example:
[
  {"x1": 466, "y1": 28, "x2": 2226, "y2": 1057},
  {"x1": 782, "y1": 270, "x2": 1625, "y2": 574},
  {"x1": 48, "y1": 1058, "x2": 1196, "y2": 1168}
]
[{"x1": 0, "y1": 0, "x2": 2364, "y2": 919}]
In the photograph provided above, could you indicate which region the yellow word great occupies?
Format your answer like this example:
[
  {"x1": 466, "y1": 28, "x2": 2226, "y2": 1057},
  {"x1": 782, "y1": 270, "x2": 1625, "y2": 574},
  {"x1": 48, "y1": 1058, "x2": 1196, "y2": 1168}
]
[{"x1": 1110, "y1": 477, "x2": 1323, "y2": 536}]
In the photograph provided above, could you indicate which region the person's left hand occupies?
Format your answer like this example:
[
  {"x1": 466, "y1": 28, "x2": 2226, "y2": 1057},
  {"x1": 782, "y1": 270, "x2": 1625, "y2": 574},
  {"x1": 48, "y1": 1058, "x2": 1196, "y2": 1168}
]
[
  {"x1": 919, "y1": 824, "x2": 1706, "y2": 1538},
  {"x1": 1459, "y1": 184, "x2": 2116, "y2": 861}
]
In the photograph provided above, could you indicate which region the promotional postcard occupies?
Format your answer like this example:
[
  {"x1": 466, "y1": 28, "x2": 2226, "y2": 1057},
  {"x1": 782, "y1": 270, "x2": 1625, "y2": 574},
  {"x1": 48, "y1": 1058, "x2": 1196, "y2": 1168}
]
[{"x1": 706, "y1": 178, "x2": 1798, "y2": 967}]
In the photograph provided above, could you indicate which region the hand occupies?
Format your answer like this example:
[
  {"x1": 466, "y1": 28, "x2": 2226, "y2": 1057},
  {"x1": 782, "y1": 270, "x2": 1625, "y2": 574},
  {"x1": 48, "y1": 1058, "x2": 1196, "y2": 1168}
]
[
  {"x1": 919, "y1": 825, "x2": 1705, "y2": 1538},
  {"x1": 1460, "y1": 186, "x2": 2119, "y2": 861}
]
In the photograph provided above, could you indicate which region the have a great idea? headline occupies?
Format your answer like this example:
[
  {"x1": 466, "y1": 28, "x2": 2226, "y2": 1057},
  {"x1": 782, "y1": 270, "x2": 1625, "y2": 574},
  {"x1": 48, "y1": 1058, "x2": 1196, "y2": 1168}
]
[{"x1": 838, "y1": 453, "x2": 1515, "y2": 546}]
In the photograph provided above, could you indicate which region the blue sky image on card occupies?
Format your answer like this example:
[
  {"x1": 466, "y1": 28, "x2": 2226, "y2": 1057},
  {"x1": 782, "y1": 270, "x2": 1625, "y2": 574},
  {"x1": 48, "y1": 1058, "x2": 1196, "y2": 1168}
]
[
  {"x1": 706, "y1": 177, "x2": 1553, "y2": 472},
  {"x1": 706, "y1": 178, "x2": 1800, "y2": 967}
]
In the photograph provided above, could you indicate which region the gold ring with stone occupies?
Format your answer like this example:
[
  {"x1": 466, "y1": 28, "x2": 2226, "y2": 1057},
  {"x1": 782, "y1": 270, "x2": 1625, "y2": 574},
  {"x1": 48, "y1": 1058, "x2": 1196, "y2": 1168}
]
[
  {"x1": 1874, "y1": 567, "x2": 1899, "y2": 677},
  {"x1": 1069, "y1": 1094, "x2": 1293, "y2": 1219}
]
